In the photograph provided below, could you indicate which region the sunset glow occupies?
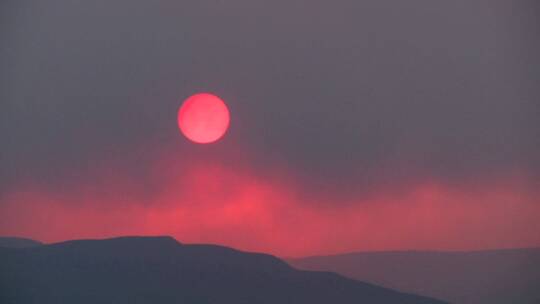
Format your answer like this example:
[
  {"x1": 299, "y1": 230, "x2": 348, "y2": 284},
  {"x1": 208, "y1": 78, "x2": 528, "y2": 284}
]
[{"x1": 1, "y1": 150, "x2": 537, "y2": 257}]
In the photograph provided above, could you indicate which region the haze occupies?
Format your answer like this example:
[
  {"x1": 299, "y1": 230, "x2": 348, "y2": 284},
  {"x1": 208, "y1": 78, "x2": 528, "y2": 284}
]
[{"x1": 1, "y1": 0, "x2": 539, "y2": 256}]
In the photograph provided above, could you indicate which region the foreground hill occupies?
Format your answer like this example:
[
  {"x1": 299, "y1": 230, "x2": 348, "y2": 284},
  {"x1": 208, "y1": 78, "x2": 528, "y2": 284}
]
[
  {"x1": 0, "y1": 237, "x2": 42, "y2": 248},
  {"x1": 0, "y1": 236, "x2": 445, "y2": 304},
  {"x1": 289, "y1": 248, "x2": 540, "y2": 304}
]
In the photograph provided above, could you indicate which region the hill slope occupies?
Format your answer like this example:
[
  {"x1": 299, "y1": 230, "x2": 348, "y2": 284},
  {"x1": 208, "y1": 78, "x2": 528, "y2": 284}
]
[
  {"x1": 0, "y1": 236, "x2": 445, "y2": 304},
  {"x1": 289, "y1": 248, "x2": 540, "y2": 304},
  {"x1": 0, "y1": 237, "x2": 42, "y2": 248}
]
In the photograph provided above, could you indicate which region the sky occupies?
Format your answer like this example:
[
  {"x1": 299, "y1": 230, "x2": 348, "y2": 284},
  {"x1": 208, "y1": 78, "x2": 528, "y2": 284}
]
[{"x1": 1, "y1": 0, "x2": 539, "y2": 256}]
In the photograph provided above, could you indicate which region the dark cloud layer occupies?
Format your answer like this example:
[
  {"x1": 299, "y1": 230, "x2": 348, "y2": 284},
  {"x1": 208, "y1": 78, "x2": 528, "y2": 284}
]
[{"x1": 1, "y1": 0, "x2": 539, "y2": 195}]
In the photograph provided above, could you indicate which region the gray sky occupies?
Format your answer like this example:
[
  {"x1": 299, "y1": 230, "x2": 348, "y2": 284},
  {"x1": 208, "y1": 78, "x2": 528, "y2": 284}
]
[{"x1": 1, "y1": 0, "x2": 539, "y2": 197}]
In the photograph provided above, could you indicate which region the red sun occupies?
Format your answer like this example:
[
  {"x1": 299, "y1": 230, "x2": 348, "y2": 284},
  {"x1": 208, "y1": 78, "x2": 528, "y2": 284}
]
[{"x1": 178, "y1": 93, "x2": 230, "y2": 144}]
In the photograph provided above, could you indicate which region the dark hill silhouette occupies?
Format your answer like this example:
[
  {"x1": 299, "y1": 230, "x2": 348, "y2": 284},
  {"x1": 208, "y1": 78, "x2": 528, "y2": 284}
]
[
  {"x1": 288, "y1": 248, "x2": 540, "y2": 304},
  {"x1": 0, "y1": 236, "x2": 445, "y2": 304},
  {"x1": 0, "y1": 237, "x2": 42, "y2": 248}
]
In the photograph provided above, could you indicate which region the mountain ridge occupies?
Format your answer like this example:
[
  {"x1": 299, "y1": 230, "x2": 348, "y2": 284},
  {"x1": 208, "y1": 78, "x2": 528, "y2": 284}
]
[
  {"x1": 288, "y1": 248, "x2": 540, "y2": 304},
  {"x1": 0, "y1": 237, "x2": 43, "y2": 248},
  {"x1": 0, "y1": 236, "x2": 446, "y2": 304},
  {"x1": 292, "y1": 246, "x2": 540, "y2": 259}
]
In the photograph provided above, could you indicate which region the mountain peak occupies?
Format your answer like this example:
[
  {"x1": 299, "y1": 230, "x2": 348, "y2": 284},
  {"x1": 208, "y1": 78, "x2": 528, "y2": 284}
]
[{"x1": 52, "y1": 235, "x2": 180, "y2": 247}]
